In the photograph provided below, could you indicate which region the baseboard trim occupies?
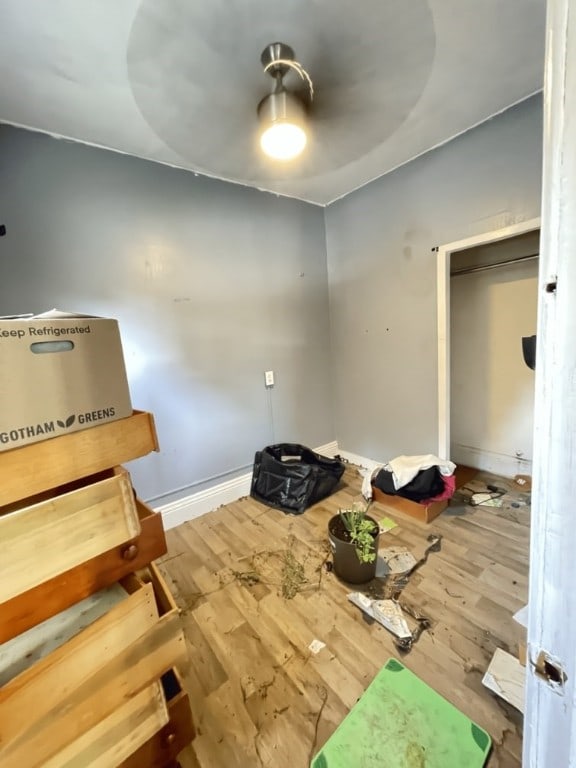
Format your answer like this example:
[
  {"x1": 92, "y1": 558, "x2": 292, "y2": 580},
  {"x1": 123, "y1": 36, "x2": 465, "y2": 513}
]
[
  {"x1": 337, "y1": 449, "x2": 382, "y2": 472},
  {"x1": 451, "y1": 444, "x2": 532, "y2": 478},
  {"x1": 157, "y1": 440, "x2": 339, "y2": 530},
  {"x1": 314, "y1": 441, "x2": 340, "y2": 459}
]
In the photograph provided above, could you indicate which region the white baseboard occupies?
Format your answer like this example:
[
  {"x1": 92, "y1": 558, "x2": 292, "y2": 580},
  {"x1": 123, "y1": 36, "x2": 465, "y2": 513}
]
[
  {"x1": 315, "y1": 440, "x2": 340, "y2": 459},
  {"x1": 336, "y1": 449, "x2": 381, "y2": 473},
  {"x1": 451, "y1": 443, "x2": 532, "y2": 478},
  {"x1": 157, "y1": 440, "x2": 339, "y2": 530}
]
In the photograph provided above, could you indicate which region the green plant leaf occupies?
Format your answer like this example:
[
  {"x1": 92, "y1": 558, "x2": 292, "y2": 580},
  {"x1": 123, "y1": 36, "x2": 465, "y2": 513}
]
[{"x1": 339, "y1": 503, "x2": 378, "y2": 563}]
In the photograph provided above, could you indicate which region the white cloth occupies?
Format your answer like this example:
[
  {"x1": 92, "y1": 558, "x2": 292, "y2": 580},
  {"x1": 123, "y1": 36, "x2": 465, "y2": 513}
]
[
  {"x1": 386, "y1": 454, "x2": 456, "y2": 490},
  {"x1": 361, "y1": 465, "x2": 383, "y2": 500}
]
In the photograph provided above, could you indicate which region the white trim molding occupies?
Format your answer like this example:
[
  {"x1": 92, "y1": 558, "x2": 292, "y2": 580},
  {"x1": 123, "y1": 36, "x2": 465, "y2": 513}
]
[
  {"x1": 336, "y1": 449, "x2": 381, "y2": 473},
  {"x1": 156, "y1": 440, "x2": 339, "y2": 529},
  {"x1": 451, "y1": 444, "x2": 532, "y2": 479}
]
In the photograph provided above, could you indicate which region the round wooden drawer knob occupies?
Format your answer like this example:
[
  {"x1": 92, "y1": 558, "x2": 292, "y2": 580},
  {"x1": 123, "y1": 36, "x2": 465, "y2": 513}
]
[
  {"x1": 122, "y1": 544, "x2": 139, "y2": 561},
  {"x1": 164, "y1": 732, "x2": 176, "y2": 747}
]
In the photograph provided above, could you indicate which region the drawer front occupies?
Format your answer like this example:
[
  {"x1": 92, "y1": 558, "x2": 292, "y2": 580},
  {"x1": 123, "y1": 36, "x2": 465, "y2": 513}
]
[
  {"x1": 0, "y1": 410, "x2": 159, "y2": 507},
  {"x1": 0, "y1": 498, "x2": 167, "y2": 645},
  {"x1": 44, "y1": 681, "x2": 170, "y2": 768},
  {"x1": 0, "y1": 567, "x2": 187, "y2": 768},
  {"x1": 0, "y1": 467, "x2": 140, "y2": 604},
  {"x1": 120, "y1": 669, "x2": 195, "y2": 768}
]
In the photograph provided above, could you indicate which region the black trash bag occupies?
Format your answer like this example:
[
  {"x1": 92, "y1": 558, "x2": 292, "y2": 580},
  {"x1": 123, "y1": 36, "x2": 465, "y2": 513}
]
[{"x1": 250, "y1": 443, "x2": 345, "y2": 515}]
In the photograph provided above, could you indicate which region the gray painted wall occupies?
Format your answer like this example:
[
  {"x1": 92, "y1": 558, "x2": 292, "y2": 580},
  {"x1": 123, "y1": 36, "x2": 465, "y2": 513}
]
[
  {"x1": 0, "y1": 126, "x2": 333, "y2": 502},
  {"x1": 325, "y1": 95, "x2": 543, "y2": 462}
]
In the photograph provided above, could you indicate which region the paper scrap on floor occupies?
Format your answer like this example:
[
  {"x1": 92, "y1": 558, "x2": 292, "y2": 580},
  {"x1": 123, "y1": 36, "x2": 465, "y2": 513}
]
[
  {"x1": 513, "y1": 605, "x2": 529, "y2": 628},
  {"x1": 471, "y1": 492, "x2": 504, "y2": 507},
  {"x1": 482, "y1": 648, "x2": 525, "y2": 713},
  {"x1": 348, "y1": 592, "x2": 411, "y2": 639},
  {"x1": 376, "y1": 547, "x2": 417, "y2": 576},
  {"x1": 514, "y1": 474, "x2": 532, "y2": 491},
  {"x1": 308, "y1": 639, "x2": 326, "y2": 655},
  {"x1": 378, "y1": 516, "x2": 398, "y2": 533}
]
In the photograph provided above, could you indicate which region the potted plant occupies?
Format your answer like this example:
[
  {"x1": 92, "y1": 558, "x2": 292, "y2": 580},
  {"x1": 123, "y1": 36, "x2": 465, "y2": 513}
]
[{"x1": 328, "y1": 501, "x2": 380, "y2": 584}]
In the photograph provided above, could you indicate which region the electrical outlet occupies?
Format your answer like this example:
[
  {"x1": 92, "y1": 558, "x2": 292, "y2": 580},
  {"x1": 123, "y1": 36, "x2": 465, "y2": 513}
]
[{"x1": 265, "y1": 370, "x2": 275, "y2": 387}]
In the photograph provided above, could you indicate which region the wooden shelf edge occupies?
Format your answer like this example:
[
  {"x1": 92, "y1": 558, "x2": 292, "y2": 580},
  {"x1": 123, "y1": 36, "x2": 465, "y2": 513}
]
[{"x1": 0, "y1": 411, "x2": 160, "y2": 507}]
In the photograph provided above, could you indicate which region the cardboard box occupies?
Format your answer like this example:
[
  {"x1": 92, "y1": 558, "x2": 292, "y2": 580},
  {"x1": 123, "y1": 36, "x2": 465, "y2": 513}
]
[
  {"x1": 0, "y1": 310, "x2": 132, "y2": 451},
  {"x1": 371, "y1": 484, "x2": 448, "y2": 523}
]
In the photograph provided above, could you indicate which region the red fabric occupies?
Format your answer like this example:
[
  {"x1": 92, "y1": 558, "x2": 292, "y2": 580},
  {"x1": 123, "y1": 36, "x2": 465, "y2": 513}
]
[{"x1": 419, "y1": 473, "x2": 456, "y2": 504}]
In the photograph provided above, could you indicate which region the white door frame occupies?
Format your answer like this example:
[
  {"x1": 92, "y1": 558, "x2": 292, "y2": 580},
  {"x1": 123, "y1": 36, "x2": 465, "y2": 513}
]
[{"x1": 436, "y1": 217, "x2": 541, "y2": 459}]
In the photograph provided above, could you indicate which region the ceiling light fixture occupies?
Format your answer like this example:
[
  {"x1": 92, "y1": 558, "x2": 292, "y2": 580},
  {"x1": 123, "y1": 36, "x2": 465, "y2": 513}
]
[{"x1": 258, "y1": 43, "x2": 313, "y2": 162}]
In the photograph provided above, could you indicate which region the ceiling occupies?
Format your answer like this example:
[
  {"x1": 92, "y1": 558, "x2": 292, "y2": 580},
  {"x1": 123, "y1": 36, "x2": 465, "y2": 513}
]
[{"x1": 0, "y1": 0, "x2": 546, "y2": 206}]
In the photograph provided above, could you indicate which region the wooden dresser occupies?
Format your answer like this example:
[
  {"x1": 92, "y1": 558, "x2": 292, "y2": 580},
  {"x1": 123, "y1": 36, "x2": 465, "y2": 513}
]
[{"x1": 0, "y1": 411, "x2": 194, "y2": 767}]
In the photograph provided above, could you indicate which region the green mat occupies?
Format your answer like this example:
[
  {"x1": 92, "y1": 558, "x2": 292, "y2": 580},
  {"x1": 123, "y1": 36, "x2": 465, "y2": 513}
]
[{"x1": 311, "y1": 658, "x2": 491, "y2": 768}]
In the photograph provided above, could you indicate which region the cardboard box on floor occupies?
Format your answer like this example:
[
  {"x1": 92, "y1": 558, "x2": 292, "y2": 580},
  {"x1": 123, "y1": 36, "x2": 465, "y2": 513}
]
[
  {"x1": 371, "y1": 484, "x2": 448, "y2": 523},
  {"x1": 0, "y1": 310, "x2": 132, "y2": 452}
]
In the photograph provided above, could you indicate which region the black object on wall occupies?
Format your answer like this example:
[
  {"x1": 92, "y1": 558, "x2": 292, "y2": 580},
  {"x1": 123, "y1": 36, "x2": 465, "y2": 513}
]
[{"x1": 522, "y1": 335, "x2": 536, "y2": 370}]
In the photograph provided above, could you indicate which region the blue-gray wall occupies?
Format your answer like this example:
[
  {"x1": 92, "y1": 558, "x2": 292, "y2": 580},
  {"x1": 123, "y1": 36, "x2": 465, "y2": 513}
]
[
  {"x1": 0, "y1": 127, "x2": 334, "y2": 502},
  {"x1": 324, "y1": 95, "x2": 543, "y2": 462}
]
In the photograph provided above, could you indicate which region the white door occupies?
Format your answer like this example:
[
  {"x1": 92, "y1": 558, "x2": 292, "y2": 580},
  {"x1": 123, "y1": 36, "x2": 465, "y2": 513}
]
[{"x1": 523, "y1": 0, "x2": 576, "y2": 764}]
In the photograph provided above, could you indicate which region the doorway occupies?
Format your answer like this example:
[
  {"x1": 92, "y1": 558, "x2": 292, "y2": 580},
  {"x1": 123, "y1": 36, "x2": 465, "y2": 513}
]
[
  {"x1": 450, "y1": 230, "x2": 539, "y2": 475},
  {"x1": 436, "y1": 217, "x2": 541, "y2": 461}
]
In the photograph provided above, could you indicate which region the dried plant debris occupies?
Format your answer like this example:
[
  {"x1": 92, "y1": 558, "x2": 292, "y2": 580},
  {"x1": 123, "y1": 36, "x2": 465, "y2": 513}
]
[
  {"x1": 231, "y1": 535, "x2": 327, "y2": 601},
  {"x1": 232, "y1": 570, "x2": 262, "y2": 587},
  {"x1": 281, "y1": 547, "x2": 307, "y2": 599}
]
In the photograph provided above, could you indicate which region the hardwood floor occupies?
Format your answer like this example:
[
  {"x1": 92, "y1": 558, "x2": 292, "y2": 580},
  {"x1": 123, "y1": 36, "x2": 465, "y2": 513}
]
[{"x1": 158, "y1": 465, "x2": 529, "y2": 768}]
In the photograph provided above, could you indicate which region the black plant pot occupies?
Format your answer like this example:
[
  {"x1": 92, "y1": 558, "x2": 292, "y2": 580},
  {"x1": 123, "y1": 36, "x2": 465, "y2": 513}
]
[{"x1": 328, "y1": 514, "x2": 380, "y2": 584}]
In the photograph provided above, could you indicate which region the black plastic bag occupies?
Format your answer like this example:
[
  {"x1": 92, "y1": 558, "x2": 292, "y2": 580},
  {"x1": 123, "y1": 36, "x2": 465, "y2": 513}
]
[{"x1": 250, "y1": 443, "x2": 345, "y2": 514}]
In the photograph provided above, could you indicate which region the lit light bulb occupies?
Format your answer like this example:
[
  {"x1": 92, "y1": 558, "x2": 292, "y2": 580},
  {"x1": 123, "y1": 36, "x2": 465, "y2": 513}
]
[{"x1": 260, "y1": 122, "x2": 307, "y2": 161}]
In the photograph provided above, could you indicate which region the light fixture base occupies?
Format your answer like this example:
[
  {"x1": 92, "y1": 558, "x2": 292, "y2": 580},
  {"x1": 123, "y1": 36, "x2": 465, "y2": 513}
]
[
  {"x1": 260, "y1": 42, "x2": 295, "y2": 77},
  {"x1": 257, "y1": 89, "x2": 306, "y2": 124}
]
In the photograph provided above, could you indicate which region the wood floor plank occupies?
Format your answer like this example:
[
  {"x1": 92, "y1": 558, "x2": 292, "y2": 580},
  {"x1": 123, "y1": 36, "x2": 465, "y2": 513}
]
[
  {"x1": 163, "y1": 465, "x2": 529, "y2": 768},
  {"x1": 466, "y1": 549, "x2": 530, "y2": 580},
  {"x1": 421, "y1": 557, "x2": 525, "y2": 613},
  {"x1": 179, "y1": 612, "x2": 228, "y2": 698}
]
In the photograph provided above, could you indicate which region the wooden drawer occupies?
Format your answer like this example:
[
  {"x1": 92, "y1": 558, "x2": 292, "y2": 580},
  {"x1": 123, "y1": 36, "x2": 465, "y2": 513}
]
[
  {"x1": 49, "y1": 668, "x2": 195, "y2": 768},
  {"x1": 0, "y1": 497, "x2": 167, "y2": 644},
  {"x1": 371, "y1": 484, "x2": 448, "y2": 523},
  {"x1": 120, "y1": 668, "x2": 195, "y2": 768},
  {"x1": 41, "y1": 667, "x2": 195, "y2": 768},
  {"x1": 0, "y1": 410, "x2": 159, "y2": 507},
  {"x1": 44, "y1": 680, "x2": 170, "y2": 768},
  {"x1": 0, "y1": 564, "x2": 186, "y2": 768},
  {"x1": 0, "y1": 466, "x2": 140, "y2": 605}
]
